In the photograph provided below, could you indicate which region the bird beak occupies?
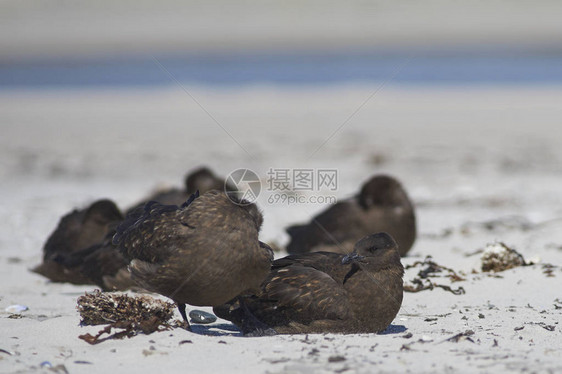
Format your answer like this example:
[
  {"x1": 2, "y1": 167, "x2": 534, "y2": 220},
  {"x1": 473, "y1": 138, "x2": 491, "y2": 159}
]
[{"x1": 342, "y1": 252, "x2": 364, "y2": 265}]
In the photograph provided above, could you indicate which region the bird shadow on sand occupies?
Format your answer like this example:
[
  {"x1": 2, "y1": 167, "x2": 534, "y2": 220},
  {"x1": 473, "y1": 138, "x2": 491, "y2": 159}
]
[
  {"x1": 189, "y1": 323, "x2": 408, "y2": 337},
  {"x1": 377, "y1": 324, "x2": 407, "y2": 335},
  {"x1": 189, "y1": 323, "x2": 243, "y2": 337}
]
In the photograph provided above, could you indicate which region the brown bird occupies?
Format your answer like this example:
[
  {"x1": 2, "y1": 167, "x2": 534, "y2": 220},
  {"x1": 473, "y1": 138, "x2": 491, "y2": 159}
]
[
  {"x1": 214, "y1": 232, "x2": 404, "y2": 335},
  {"x1": 35, "y1": 168, "x2": 236, "y2": 290},
  {"x1": 52, "y1": 230, "x2": 136, "y2": 291},
  {"x1": 286, "y1": 175, "x2": 416, "y2": 256},
  {"x1": 32, "y1": 199, "x2": 123, "y2": 284},
  {"x1": 113, "y1": 190, "x2": 273, "y2": 330},
  {"x1": 125, "y1": 166, "x2": 236, "y2": 215}
]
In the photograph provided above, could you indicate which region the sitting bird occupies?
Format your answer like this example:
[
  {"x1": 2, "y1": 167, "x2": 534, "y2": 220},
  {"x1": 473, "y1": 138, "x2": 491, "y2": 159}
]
[
  {"x1": 214, "y1": 232, "x2": 404, "y2": 335},
  {"x1": 113, "y1": 190, "x2": 273, "y2": 330},
  {"x1": 286, "y1": 175, "x2": 416, "y2": 256},
  {"x1": 32, "y1": 199, "x2": 123, "y2": 284}
]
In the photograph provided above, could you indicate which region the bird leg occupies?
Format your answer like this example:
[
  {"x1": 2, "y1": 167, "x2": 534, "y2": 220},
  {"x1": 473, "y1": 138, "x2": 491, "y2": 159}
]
[{"x1": 177, "y1": 303, "x2": 192, "y2": 331}]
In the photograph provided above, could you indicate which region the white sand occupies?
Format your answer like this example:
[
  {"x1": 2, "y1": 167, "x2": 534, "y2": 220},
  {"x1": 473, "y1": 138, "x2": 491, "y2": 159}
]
[{"x1": 1, "y1": 86, "x2": 562, "y2": 373}]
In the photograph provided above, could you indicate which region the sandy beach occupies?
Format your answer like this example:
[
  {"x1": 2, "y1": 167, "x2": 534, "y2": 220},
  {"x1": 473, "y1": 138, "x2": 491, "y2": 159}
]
[{"x1": 1, "y1": 86, "x2": 562, "y2": 373}]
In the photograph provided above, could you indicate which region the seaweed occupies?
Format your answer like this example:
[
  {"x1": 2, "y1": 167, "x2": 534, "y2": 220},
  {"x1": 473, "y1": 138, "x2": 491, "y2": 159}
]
[
  {"x1": 480, "y1": 242, "x2": 526, "y2": 272},
  {"x1": 404, "y1": 256, "x2": 466, "y2": 295},
  {"x1": 77, "y1": 290, "x2": 175, "y2": 344}
]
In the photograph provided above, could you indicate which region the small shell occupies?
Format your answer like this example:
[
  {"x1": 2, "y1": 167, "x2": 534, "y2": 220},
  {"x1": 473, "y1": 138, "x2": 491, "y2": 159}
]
[
  {"x1": 189, "y1": 310, "x2": 217, "y2": 324},
  {"x1": 420, "y1": 335, "x2": 433, "y2": 343},
  {"x1": 5, "y1": 304, "x2": 29, "y2": 314}
]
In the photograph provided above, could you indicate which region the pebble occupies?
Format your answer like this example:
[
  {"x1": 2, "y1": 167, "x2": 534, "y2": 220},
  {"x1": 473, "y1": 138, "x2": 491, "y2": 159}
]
[
  {"x1": 5, "y1": 305, "x2": 28, "y2": 314},
  {"x1": 189, "y1": 310, "x2": 217, "y2": 324}
]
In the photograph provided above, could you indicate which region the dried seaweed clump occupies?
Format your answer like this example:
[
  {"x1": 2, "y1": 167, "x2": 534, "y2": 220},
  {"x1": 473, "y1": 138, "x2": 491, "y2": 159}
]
[
  {"x1": 403, "y1": 256, "x2": 465, "y2": 295},
  {"x1": 77, "y1": 290, "x2": 175, "y2": 344},
  {"x1": 77, "y1": 290, "x2": 174, "y2": 325},
  {"x1": 481, "y1": 242, "x2": 527, "y2": 272}
]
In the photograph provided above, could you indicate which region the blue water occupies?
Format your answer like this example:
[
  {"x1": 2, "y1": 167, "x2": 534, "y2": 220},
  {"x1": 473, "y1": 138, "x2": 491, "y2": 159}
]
[{"x1": 2, "y1": 50, "x2": 562, "y2": 88}]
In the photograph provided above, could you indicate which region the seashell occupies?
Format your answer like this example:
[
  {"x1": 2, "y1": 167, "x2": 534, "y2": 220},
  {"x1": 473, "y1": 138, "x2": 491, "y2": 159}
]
[{"x1": 5, "y1": 304, "x2": 29, "y2": 314}]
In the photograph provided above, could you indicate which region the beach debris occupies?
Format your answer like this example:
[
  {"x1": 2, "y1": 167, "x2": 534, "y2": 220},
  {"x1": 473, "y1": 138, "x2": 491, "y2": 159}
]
[
  {"x1": 77, "y1": 290, "x2": 174, "y2": 326},
  {"x1": 39, "y1": 362, "x2": 68, "y2": 373},
  {"x1": 405, "y1": 256, "x2": 465, "y2": 282},
  {"x1": 419, "y1": 335, "x2": 433, "y2": 343},
  {"x1": 480, "y1": 242, "x2": 527, "y2": 272},
  {"x1": 534, "y1": 322, "x2": 555, "y2": 332},
  {"x1": 404, "y1": 257, "x2": 465, "y2": 295},
  {"x1": 444, "y1": 330, "x2": 474, "y2": 343},
  {"x1": 464, "y1": 249, "x2": 484, "y2": 257},
  {"x1": 404, "y1": 278, "x2": 465, "y2": 295},
  {"x1": 542, "y1": 263, "x2": 556, "y2": 277},
  {"x1": 264, "y1": 357, "x2": 291, "y2": 364},
  {"x1": 5, "y1": 304, "x2": 29, "y2": 314},
  {"x1": 77, "y1": 290, "x2": 175, "y2": 345},
  {"x1": 460, "y1": 215, "x2": 533, "y2": 235},
  {"x1": 420, "y1": 228, "x2": 454, "y2": 240},
  {"x1": 49, "y1": 364, "x2": 68, "y2": 374},
  {"x1": 328, "y1": 355, "x2": 346, "y2": 363},
  {"x1": 189, "y1": 310, "x2": 217, "y2": 324}
]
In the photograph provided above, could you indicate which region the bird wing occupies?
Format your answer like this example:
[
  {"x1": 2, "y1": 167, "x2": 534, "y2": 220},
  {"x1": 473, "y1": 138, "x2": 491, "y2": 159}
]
[
  {"x1": 112, "y1": 192, "x2": 199, "y2": 263},
  {"x1": 252, "y1": 263, "x2": 350, "y2": 323},
  {"x1": 273, "y1": 251, "x2": 351, "y2": 283}
]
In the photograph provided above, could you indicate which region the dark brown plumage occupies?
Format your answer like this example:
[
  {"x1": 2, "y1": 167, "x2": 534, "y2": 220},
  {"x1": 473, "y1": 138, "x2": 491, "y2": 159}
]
[
  {"x1": 113, "y1": 190, "x2": 273, "y2": 330},
  {"x1": 52, "y1": 230, "x2": 137, "y2": 291},
  {"x1": 214, "y1": 232, "x2": 404, "y2": 335},
  {"x1": 125, "y1": 166, "x2": 236, "y2": 215},
  {"x1": 33, "y1": 167, "x2": 236, "y2": 290},
  {"x1": 286, "y1": 174, "x2": 416, "y2": 256},
  {"x1": 32, "y1": 199, "x2": 123, "y2": 284}
]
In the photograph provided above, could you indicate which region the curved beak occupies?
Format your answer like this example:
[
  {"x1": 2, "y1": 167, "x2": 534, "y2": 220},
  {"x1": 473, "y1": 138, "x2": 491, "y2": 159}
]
[{"x1": 342, "y1": 252, "x2": 364, "y2": 265}]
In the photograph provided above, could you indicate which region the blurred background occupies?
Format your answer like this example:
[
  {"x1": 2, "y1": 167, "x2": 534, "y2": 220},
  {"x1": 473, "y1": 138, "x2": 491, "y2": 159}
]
[{"x1": 2, "y1": 0, "x2": 562, "y2": 251}]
